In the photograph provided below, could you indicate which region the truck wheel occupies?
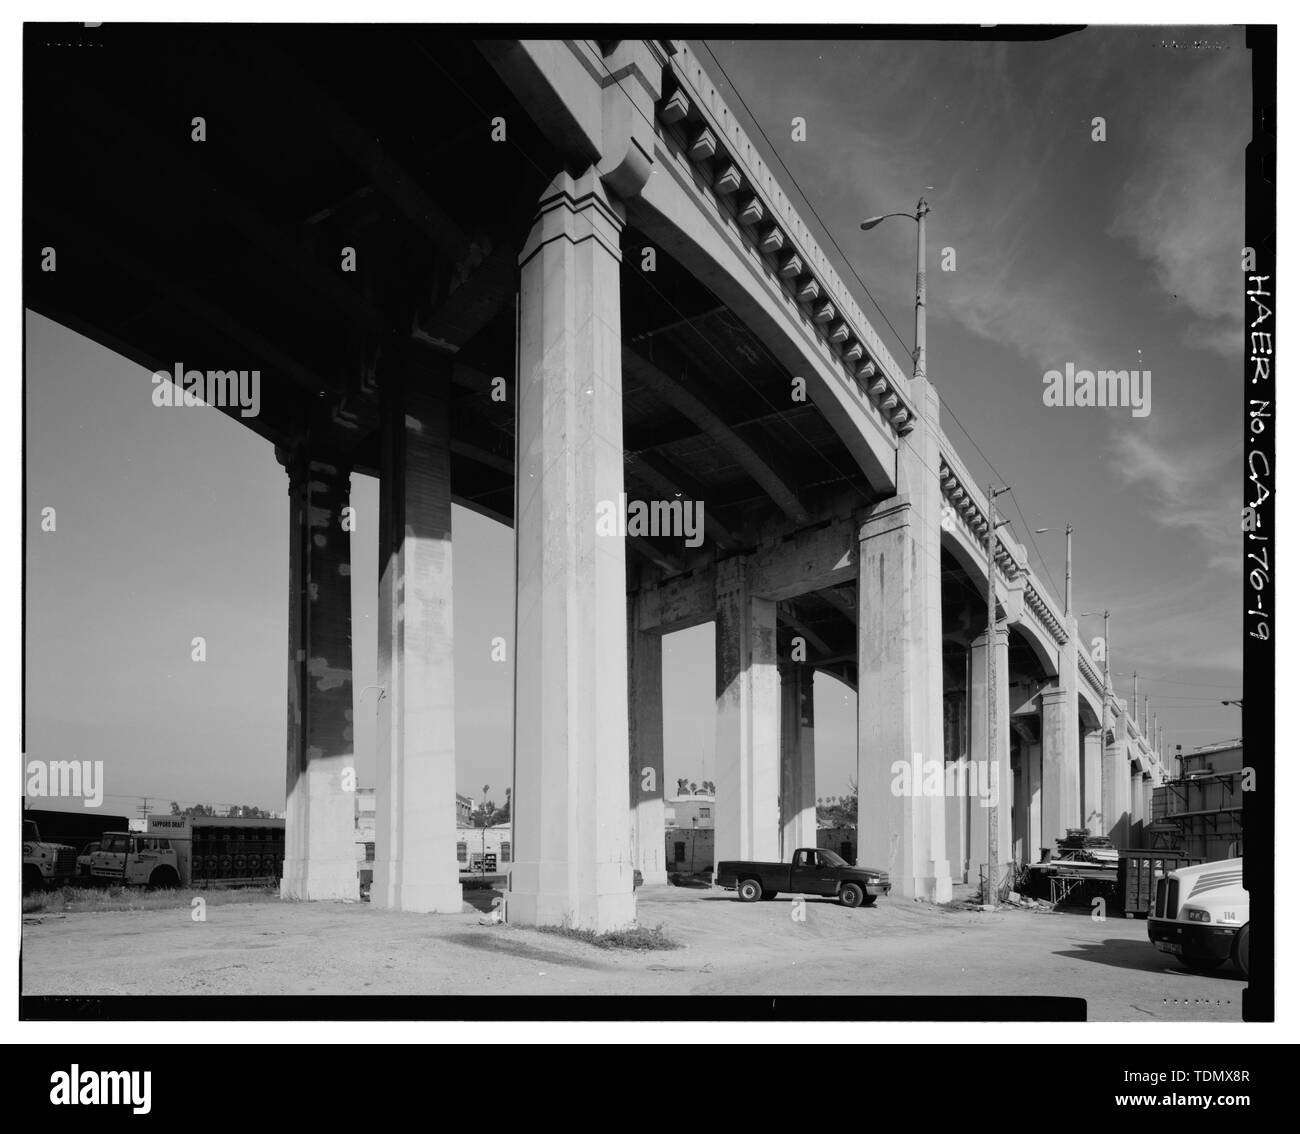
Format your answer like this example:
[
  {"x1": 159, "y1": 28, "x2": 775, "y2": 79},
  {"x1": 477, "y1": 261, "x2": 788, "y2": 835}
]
[
  {"x1": 1232, "y1": 924, "x2": 1250, "y2": 977},
  {"x1": 737, "y1": 878, "x2": 762, "y2": 903},
  {"x1": 148, "y1": 866, "x2": 180, "y2": 891},
  {"x1": 839, "y1": 883, "x2": 865, "y2": 908},
  {"x1": 760, "y1": 890, "x2": 777, "y2": 900},
  {"x1": 23, "y1": 865, "x2": 44, "y2": 895},
  {"x1": 1180, "y1": 954, "x2": 1223, "y2": 973}
]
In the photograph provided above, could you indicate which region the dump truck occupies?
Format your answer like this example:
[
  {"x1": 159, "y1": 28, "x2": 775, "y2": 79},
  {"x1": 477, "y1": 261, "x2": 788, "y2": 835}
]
[
  {"x1": 22, "y1": 819, "x2": 78, "y2": 893},
  {"x1": 715, "y1": 847, "x2": 891, "y2": 908}
]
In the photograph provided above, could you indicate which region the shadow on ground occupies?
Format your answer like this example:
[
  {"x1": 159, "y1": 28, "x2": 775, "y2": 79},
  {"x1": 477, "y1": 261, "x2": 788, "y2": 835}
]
[{"x1": 1054, "y1": 937, "x2": 1246, "y2": 981}]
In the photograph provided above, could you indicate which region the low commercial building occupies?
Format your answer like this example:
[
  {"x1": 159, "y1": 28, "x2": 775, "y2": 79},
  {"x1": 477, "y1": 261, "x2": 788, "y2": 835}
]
[
  {"x1": 665, "y1": 790, "x2": 715, "y2": 875},
  {"x1": 1150, "y1": 740, "x2": 1243, "y2": 862},
  {"x1": 457, "y1": 824, "x2": 512, "y2": 877},
  {"x1": 817, "y1": 825, "x2": 857, "y2": 863}
]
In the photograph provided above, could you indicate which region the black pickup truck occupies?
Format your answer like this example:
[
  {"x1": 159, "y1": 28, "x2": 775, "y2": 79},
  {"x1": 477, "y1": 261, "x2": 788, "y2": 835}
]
[{"x1": 715, "y1": 848, "x2": 890, "y2": 908}]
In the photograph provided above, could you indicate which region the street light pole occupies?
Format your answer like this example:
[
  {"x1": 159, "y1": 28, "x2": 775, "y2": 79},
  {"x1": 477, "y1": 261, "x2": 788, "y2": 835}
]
[
  {"x1": 985, "y1": 483, "x2": 1011, "y2": 906},
  {"x1": 1034, "y1": 523, "x2": 1073, "y2": 615},
  {"x1": 913, "y1": 198, "x2": 929, "y2": 379},
  {"x1": 860, "y1": 198, "x2": 930, "y2": 380}
]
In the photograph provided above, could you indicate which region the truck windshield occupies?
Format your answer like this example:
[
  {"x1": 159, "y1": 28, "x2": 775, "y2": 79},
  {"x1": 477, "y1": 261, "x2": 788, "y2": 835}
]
[{"x1": 819, "y1": 851, "x2": 848, "y2": 867}]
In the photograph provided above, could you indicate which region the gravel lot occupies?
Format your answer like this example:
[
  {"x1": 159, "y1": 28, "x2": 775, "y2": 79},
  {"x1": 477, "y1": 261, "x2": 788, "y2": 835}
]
[{"x1": 21, "y1": 884, "x2": 1245, "y2": 1020}]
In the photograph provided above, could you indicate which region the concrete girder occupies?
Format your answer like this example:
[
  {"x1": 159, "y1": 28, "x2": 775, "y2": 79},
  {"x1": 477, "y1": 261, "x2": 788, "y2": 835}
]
[
  {"x1": 239, "y1": 41, "x2": 474, "y2": 264},
  {"x1": 623, "y1": 450, "x2": 745, "y2": 549},
  {"x1": 776, "y1": 603, "x2": 832, "y2": 660},
  {"x1": 746, "y1": 517, "x2": 858, "y2": 602},
  {"x1": 35, "y1": 206, "x2": 336, "y2": 401},
  {"x1": 629, "y1": 567, "x2": 716, "y2": 635},
  {"x1": 63, "y1": 83, "x2": 391, "y2": 337},
  {"x1": 627, "y1": 535, "x2": 684, "y2": 575},
  {"x1": 633, "y1": 134, "x2": 898, "y2": 499},
  {"x1": 621, "y1": 347, "x2": 808, "y2": 525}
]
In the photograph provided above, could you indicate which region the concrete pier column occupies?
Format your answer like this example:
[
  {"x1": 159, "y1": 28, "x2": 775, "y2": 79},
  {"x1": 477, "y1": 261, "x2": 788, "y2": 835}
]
[
  {"x1": 778, "y1": 662, "x2": 817, "y2": 859},
  {"x1": 1041, "y1": 686, "x2": 1075, "y2": 847},
  {"x1": 510, "y1": 168, "x2": 635, "y2": 931},
  {"x1": 1130, "y1": 765, "x2": 1147, "y2": 846},
  {"x1": 628, "y1": 602, "x2": 667, "y2": 885},
  {"x1": 1027, "y1": 739, "x2": 1043, "y2": 862},
  {"x1": 1102, "y1": 700, "x2": 1131, "y2": 844},
  {"x1": 856, "y1": 492, "x2": 951, "y2": 900},
  {"x1": 372, "y1": 357, "x2": 463, "y2": 913},
  {"x1": 943, "y1": 662, "x2": 968, "y2": 884},
  {"x1": 1082, "y1": 728, "x2": 1104, "y2": 835},
  {"x1": 967, "y1": 626, "x2": 1012, "y2": 886},
  {"x1": 714, "y1": 557, "x2": 781, "y2": 866},
  {"x1": 279, "y1": 448, "x2": 360, "y2": 901}
]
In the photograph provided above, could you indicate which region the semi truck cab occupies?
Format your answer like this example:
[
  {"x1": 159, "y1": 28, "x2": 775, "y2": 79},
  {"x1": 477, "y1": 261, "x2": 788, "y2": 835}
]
[{"x1": 1147, "y1": 857, "x2": 1249, "y2": 976}]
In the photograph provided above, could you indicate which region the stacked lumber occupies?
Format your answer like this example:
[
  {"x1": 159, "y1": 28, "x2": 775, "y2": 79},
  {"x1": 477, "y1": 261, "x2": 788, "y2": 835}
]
[{"x1": 1055, "y1": 828, "x2": 1118, "y2": 866}]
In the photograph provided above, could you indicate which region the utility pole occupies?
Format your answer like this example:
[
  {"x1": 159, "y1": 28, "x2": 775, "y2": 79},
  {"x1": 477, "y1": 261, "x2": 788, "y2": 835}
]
[
  {"x1": 985, "y1": 483, "x2": 1011, "y2": 907},
  {"x1": 1144, "y1": 695, "x2": 1150, "y2": 739},
  {"x1": 913, "y1": 198, "x2": 929, "y2": 379}
]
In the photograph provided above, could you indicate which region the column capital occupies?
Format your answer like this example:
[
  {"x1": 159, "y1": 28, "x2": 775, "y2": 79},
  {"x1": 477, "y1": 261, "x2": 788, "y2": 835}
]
[
  {"x1": 855, "y1": 494, "x2": 915, "y2": 543},
  {"x1": 276, "y1": 442, "x2": 351, "y2": 494},
  {"x1": 1040, "y1": 686, "x2": 1072, "y2": 706},
  {"x1": 519, "y1": 168, "x2": 624, "y2": 271}
]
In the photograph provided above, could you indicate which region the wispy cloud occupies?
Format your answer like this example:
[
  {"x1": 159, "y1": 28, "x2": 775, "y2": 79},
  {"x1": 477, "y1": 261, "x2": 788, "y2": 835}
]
[
  {"x1": 1109, "y1": 425, "x2": 1239, "y2": 570},
  {"x1": 1105, "y1": 48, "x2": 1250, "y2": 357}
]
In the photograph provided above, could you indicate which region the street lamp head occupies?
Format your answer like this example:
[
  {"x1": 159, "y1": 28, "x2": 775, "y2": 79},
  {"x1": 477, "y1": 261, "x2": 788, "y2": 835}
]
[{"x1": 859, "y1": 215, "x2": 887, "y2": 231}]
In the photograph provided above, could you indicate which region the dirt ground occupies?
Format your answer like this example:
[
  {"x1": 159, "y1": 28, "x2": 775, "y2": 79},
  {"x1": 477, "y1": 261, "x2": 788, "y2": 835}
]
[{"x1": 21, "y1": 884, "x2": 1246, "y2": 1020}]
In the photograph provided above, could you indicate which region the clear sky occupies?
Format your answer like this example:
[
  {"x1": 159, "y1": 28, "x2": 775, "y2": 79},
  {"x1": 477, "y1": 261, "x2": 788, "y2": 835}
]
[{"x1": 24, "y1": 27, "x2": 1249, "y2": 816}]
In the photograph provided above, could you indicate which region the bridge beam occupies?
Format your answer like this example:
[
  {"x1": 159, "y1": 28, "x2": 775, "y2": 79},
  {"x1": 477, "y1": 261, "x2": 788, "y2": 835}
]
[
  {"x1": 509, "y1": 169, "x2": 635, "y2": 931},
  {"x1": 748, "y1": 517, "x2": 858, "y2": 601},
  {"x1": 279, "y1": 449, "x2": 360, "y2": 902}
]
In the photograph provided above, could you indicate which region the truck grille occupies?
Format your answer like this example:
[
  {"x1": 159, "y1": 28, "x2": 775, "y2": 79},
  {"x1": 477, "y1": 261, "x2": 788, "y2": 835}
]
[{"x1": 55, "y1": 848, "x2": 77, "y2": 874}]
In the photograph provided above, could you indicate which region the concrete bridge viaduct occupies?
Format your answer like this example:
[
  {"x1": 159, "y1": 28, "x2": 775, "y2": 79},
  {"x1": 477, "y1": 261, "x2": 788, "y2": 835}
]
[{"x1": 27, "y1": 29, "x2": 1167, "y2": 929}]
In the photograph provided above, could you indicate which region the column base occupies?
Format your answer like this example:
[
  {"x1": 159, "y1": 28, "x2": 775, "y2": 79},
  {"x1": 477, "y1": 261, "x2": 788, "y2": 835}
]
[
  {"x1": 509, "y1": 862, "x2": 637, "y2": 930},
  {"x1": 371, "y1": 881, "x2": 465, "y2": 914},
  {"x1": 508, "y1": 891, "x2": 637, "y2": 932},
  {"x1": 895, "y1": 864, "x2": 952, "y2": 904},
  {"x1": 637, "y1": 870, "x2": 670, "y2": 887},
  {"x1": 280, "y1": 859, "x2": 359, "y2": 902}
]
